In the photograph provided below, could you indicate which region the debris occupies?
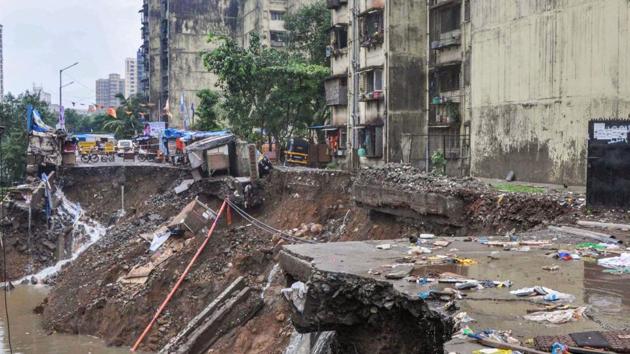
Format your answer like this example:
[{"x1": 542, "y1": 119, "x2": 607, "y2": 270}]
[
  {"x1": 598, "y1": 253, "x2": 630, "y2": 269},
  {"x1": 385, "y1": 264, "x2": 413, "y2": 279},
  {"x1": 505, "y1": 170, "x2": 515, "y2": 182},
  {"x1": 542, "y1": 265, "x2": 559, "y2": 271},
  {"x1": 548, "y1": 226, "x2": 621, "y2": 244},
  {"x1": 150, "y1": 230, "x2": 172, "y2": 252},
  {"x1": 556, "y1": 252, "x2": 580, "y2": 261},
  {"x1": 281, "y1": 282, "x2": 308, "y2": 313},
  {"x1": 419, "y1": 233, "x2": 435, "y2": 239},
  {"x1": 174, "y1": 179, "x2": 195, "y2": 194},
  {"x1": 408, "y1": 246, "x2": 432, "y2": 255},
  {"x1": 454, "y1": 311, "x2": 476, "y2": 327},
  {"x1": 523, "y1": 307, "x2": 587, "y2": 324},
  {"x1": 376, "y1": 243, "x2": 392, "y2": 250},
  {"x1": 454, "y1": 257, "x2": 477, "y2": 266},
  {"x1": 510, "y1": 286, "x2": 575, "y2": 303},
  {"x1": 434, "y1": 240, "x2": 451, "y2": 247},
  {"x1": 456, "y1": 281, "x2": 480, "y2": 290},
  {"x1": 577, "y1": 220, "x2": 630, "y2": 231}
]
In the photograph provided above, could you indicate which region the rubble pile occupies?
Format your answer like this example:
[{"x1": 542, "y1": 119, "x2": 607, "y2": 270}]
[{"x1": 356, "y1": 164, "x2": 578, "y2": 234}]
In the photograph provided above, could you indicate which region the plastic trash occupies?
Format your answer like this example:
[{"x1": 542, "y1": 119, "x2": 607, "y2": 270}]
[
  {"x1": 281, "y1": 282, "x2": 308, "y2": 313},
  {"x1": 510, "y1": 286, "x2": 575, "y2": 303},
  {"x1": 376, "y1": 243, "x2": 392, "y2": 250},
  {"x1": 149, "y1": 231, "x2": 172, "y2": 252},
  {"x1": 472, "y1": 349, "x2": 511, "y2": 354},
  {"x1": 419, "y1": 233, "x2": 435, "y2": 239},
  {"x1": 523, "y1": 307, "x2": 586, "y2": 324},
  {"x1": 598, "y1": 253, "x2": 630, "y2": 269},
  {"x1": 551, "y1": 342, "x2": 570, "y2": 354},
  {"x1": 418, "y1": 291, "x2": 432, "y2": 300}
]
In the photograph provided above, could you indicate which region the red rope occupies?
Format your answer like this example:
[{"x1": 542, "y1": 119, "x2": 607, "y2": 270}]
[{"x1": 131, "y1": 199, "x2": 228, "y2": 352}]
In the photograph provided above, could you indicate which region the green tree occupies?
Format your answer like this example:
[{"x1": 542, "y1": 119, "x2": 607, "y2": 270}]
[
  {"x1": 101, "y1": 94, "x2": 147, "y2": 138},
  {"x1": 284, "y1": 1, "x2": 331, "y2": 66},
  {"x1": 203, "y1": 33, "x2": 329, "y2": 149},
  {"x1": 192, "y1": 89, "x2": 221, "y2": 131},
  {"x1": 0, "y1": 92, "x2": 55, "y2": 185}
]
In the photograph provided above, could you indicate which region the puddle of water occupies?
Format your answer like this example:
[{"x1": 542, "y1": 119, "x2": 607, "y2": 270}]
[{"x1": 0, "y1": 286, "x2": 128, "y2": 354}]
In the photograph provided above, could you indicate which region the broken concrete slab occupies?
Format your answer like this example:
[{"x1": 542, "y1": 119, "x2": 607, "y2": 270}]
[
  {"x1": 279, "y1": 237, "x2": 630, "y2": 353},
  {"x1": 174, "y1": 179, "x2": 195, "y2": 194}
]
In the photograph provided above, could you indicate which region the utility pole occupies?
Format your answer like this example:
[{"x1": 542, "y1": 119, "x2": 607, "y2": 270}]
[
  {"x1": 59, "y1": 62, "x2": 79, "y2": 130},
  {"x1": 350, "y1": 0, "x2": 360, "y2": 169}
]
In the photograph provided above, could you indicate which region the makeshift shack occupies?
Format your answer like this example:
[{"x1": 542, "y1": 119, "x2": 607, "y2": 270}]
[
  {"x1": 26, "y1": 105, "x2": 66, "y2": 179},
  {"x1": 185, "y1": 134, "x2": 235, "y2": 176}
]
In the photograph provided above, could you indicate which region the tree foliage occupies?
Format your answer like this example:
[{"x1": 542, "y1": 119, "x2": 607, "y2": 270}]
[
  {"x1": 101, "y1": 94, "x2": 145, "y2": 138},
  {"x1": 284, "y1": 1, "x2": 332, "y2": 66},
  {"x1": 192, "y1": 89, "x2": 222, "y2": 131},
  {"x1": 203, "y1": 33, "x2": 329, "y2": 148}
]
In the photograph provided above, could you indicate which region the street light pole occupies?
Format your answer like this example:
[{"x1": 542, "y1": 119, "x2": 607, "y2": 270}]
[{"x1": 59, "y1": 62, "x2": 79, "y2": 129}]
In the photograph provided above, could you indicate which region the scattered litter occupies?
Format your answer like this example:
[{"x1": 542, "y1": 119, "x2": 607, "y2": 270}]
[
  {"x1": 511, "y1": 246, "x2": 530, "y2": 252},
  {"x1": 598, "y1": 253, "x2": 630, "y2": 269},
  {"x1": 542, "y1": 265, "x2": 559, "y2": 272},
  {"x1": 281, "y1": 282, "x2": 308, "y2": 313},
  {"x1": 510, "y1": 286, "x2": 575, "y2": 303},
  {"x1": 454, "y1": 257, "x2": 477, "y2": 266},
  {"x1": 472, "y1": 349, "x2": 511, "y2": 354},
  {"x1": 454, "y1": 311, "x2": 476, "y2": 326},
  {"x1": 556, "y1": 252, "x2": 580, "y2": 261},
  {"x1": 576, "y1": 242, "x2": 607, "y2": 250},
  {"x1": 523, "y1": 307, "x2": 586, "y2": 324},
  {"x1": 456, "y1": 281, "x2": 480, "y2": 290},
  {"x1": 420, "y1": 233, "x2": 435, "y2": 239},
  {"x1": 408, "y1": 246, "x2": 432, "y2": 255},
  {"x1": 434, "y1": 240, "x2": 451, "y2": 247},
  {"x1": 418, "y1": 291, "x2": 432, "y2": 300},
  {"x1": 376, "y1": 243, "x2": 392, "y2": 250},
  {"x1": 488, "y1": 251, "x2": 501, "y2": 260},
  {"x1": 149, "y1": 230, "x2": 172, "y2": 252}
]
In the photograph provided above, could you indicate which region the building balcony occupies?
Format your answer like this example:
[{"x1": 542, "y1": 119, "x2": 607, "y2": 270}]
[
  {"x1": 325, "y1": 74, "x2": 348, "y2": 106},
  {"x1": 431, "y1": 30, "x2": 461, "y2": 50}
]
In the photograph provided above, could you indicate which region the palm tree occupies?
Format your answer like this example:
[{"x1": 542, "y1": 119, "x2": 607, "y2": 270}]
[{"x1": 102, "y1": 94, "x2": 146, "y2": 138}]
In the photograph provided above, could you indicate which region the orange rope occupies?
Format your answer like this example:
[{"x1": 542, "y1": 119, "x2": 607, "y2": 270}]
[{"x1": 131, "y1": 199, "x2": 228, "y2": 352}]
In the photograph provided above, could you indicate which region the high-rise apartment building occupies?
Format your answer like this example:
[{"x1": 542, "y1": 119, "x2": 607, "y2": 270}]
[
  {"x1": 139, "y1": 0, "x2": 314, "y2": 128},
  {"x1": 137, "y1": 47, "x2": 147, "y2": 97},
  {"x1": 125, "y1": 57, "x2": 138, "y2": 97},
  {"x1": 95, "y1": 73, "x2": 125, "y2": 109},
  {"x1": 32, "y1": 83, "x2": 52, "y2": 105},
  {"x1": 0, "y1": 24, "x2": 4, "y2": 102}
]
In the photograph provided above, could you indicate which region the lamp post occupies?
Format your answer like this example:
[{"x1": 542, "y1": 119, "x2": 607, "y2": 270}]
[{"x1": 59, "y1": 62, "x2": 79, "y2": 128}]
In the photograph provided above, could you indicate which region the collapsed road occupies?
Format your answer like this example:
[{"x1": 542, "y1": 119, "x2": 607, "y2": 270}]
[{"x1": 1, "y1": 163, "x2": 628, "y2": 353}]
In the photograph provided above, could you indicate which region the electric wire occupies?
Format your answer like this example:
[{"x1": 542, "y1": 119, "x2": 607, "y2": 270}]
[{"x1": 225, "y1": 199, "x2": 317, "y2": 244}]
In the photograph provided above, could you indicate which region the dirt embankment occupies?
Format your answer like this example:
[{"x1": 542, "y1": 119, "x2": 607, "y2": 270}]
[{"x1": 41, "y1": 165, "x2": 586, "y2": 353}]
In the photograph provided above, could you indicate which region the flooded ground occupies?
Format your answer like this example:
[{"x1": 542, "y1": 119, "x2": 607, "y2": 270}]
[{"x1": 0, "y1": 286, "x2": 129, "y2": 354}]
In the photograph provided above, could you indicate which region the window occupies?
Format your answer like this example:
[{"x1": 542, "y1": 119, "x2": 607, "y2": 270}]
[
  {"x1": 270, "y1": 11, "x2": 284, "y2": 21},
  {"x1": 330, "y1": 25, "x2": 348, "y2": 51},
  {"x1": 436, "y1": 65, "x2": 460, "y2": 92},
  {"x1": 359, "y1": 126, "x2": 383, "y2": 158},
  {"x1": 269, "y1": 31, "x2": 287, "y2": 47},
  {"x1": 361, "y1": 68, "x2": 383, "y2": 98},
  {"x1": 439, "y1": 5, "x2": 461, "y2": 33},
  {"x1": 360, "y1": 10, "x2": 384, "y2": 47}
]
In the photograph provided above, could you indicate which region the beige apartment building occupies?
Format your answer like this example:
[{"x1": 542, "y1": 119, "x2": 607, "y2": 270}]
[
  {"x1": 324, "y1": 0, "x2": 428, "y2": 168},
  {"x1": 324, "y1": 0, "x2": 630, "y2": 185},
  {"x1": 140, "y1": 0, "x2": 314, "y2": 128}
]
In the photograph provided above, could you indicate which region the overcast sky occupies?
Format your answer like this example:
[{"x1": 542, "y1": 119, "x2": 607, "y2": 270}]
[{"x1": 1, "y1": 0, "x2": 142, "y2": 108}]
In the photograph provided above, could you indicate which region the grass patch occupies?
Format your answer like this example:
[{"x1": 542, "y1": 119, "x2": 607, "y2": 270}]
[{"x1": 493, "y1": 183, "x2": 545, "y2": 194}]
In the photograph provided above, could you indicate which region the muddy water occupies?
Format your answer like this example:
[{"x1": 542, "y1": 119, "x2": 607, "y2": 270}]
[{"x1": 0, "y1": 286, "x2": 128, "y2": 354}]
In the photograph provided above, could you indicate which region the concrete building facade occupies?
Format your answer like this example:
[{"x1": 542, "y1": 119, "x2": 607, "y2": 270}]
[
  {"x1": 468, "y1": 0, "x2": 630, "y2": 185},
  {"x1": 324, "y1": 0, "x2": 428, "y2": 168},
  {"x1": 140, "y1": 0, "x2": 241, "y2": 127},
  {"x1": 240, "y1": 0, "x2": 316, "y2": 48},
  {"x1": 95, "y1": 73, "x2": 125, "y2": 109},
  {"x1": 0, "y1": 24, "x2": 3, "y2": 102},
  {"x1": 139, "y1": 0, "x2": 317, "y2": 128},
  {"x1": 125, "y1": 57, "x2": 138, "y2": 98}
]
